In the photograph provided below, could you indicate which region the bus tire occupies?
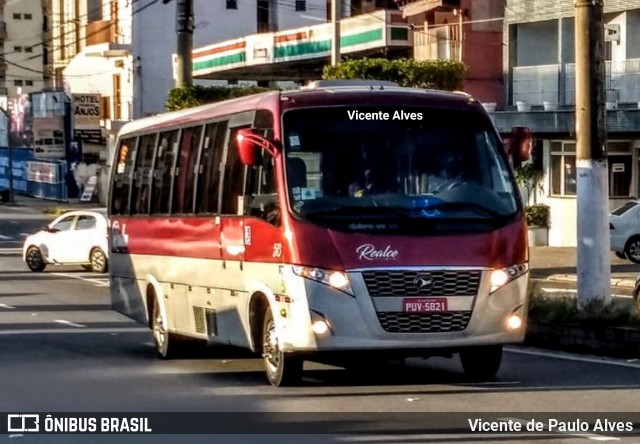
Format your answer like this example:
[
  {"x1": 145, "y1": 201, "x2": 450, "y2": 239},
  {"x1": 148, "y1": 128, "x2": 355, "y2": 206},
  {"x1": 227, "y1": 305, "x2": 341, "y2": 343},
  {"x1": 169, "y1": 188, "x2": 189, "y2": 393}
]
[
  {"x1": 459, "y1": 345, "x2": 502, "y2": 381},
  {"x1": 262, "y1": 308, "x2": 303, "y2": 387},
  {"x1": 151, "y1": 297, "x2": 179, "y2": 359}
]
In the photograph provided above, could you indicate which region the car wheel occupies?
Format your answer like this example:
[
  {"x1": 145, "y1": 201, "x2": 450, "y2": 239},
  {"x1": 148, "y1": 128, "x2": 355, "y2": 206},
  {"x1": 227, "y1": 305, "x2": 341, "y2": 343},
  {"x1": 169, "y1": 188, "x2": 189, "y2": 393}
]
[
  {"x1": 459, "y1": 345, "x2": 502, "y2": 381},
  {"x1": 262, "y1": 308, "x2": 303, "y2": 387},
  {"x1": 624, "y1": 237, "x2": 640, "y2": 264},
  {"x1": 89, "y1": 248, "x2": 108, "y2": 273},
  {"x1": 25, "y1": 246, "x2": 46, "y2": 272},
  {"x1": 615, "y1": 251, "x2": 627, "y2": 260}
]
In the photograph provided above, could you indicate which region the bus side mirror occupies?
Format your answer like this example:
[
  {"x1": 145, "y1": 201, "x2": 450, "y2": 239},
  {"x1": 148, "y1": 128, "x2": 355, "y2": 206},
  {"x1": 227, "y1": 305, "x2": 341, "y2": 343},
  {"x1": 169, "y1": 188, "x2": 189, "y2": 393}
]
[
  {"x1": 509, "y1": 126, "x2": 532, "y2": 165},
  {"x1": 236, "y1": 129, "x2": 263, "y2": 166}
]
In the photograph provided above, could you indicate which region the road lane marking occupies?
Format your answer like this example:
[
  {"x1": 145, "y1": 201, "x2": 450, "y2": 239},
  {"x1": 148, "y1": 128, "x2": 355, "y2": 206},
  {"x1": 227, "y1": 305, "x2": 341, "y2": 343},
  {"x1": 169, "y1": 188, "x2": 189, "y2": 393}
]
[
  {"x1": 0, "y1": 303, "x2": 16, "y2": 309},
  {"x1": 0, "y1": 234, "x2": 10, "y2": 239},
  {"x1": 506, "y1": 346, "x2": 640, "y2": 369},
  {"x1": 497, "y1": 417, "x2": 619, "y2": 442},
  {"x1": 54, "y1": 319, "x2": 87, "y2": 328},
  {"x1": 0, "y1": 247, "x2": 22, "y2": 251},
  {"x1": 51, "y1": 272, "x2": 110, "y2": 287},
  {"x1": 339, "y1": 432, "x2": 556, "y2": 442},
  {"x1": 0, "y1": 327, "x2": 148, "y2": 335}
]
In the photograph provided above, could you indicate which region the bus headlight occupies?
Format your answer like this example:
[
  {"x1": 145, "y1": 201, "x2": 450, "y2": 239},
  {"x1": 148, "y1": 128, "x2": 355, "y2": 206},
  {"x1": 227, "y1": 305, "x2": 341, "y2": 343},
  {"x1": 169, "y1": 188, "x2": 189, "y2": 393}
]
[
  {"x1": 292, "y1": 266, "x2": 353, "y2": 295},
  {"x1": 490, "y1": 263, "x2": 529, "y2": 293}
]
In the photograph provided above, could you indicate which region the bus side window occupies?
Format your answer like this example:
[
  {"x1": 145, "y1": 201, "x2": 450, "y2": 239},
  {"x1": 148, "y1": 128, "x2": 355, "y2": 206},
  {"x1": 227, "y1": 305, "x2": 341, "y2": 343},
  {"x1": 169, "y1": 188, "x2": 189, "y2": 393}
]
[
  {"x1": 245, "y1": 109, "x2": 278, "y2": 224},
  {"x1": 247, "y1": 154, "x2": 279, "y2": 225},
  {"x1": 150, "y1": 130, "x2": 179, "y2": 214},
  {"x1": 220, "y1": 127, "x2": 249, "y2": 215},
  {"x1": 111, "y1": 137, "x2": 136, "y2": 215},
  {"x1": 172, "y1": 125, "x2": 203, "y2": 215},
  {"x1": 130, "y1": 133, "x2": 157, "y2": 215},
  {"x1": 196, "y1": 121, "x2": 227, "y2": 214}
]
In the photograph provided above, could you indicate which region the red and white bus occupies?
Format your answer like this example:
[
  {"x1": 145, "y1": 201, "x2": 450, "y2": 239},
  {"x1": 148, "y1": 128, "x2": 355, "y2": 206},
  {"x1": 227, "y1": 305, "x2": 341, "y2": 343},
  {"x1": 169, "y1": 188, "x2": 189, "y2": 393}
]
[{"x1": 108, "y1": 80, "x2": 532, "y2": 386}]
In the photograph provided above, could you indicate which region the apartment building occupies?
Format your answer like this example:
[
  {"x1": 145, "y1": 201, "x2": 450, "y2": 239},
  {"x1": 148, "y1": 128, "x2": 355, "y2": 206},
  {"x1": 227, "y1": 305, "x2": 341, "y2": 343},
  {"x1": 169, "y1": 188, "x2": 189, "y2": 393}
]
[
  {"x1": 490, "y1": 0, "x2": 640, "y2": 246},
  {"x1": 397, "y1": 0, "x2": 505, "y2": 106},
  {"x1": 0, "y1": 0, "x2": 51, "y2": 98}
]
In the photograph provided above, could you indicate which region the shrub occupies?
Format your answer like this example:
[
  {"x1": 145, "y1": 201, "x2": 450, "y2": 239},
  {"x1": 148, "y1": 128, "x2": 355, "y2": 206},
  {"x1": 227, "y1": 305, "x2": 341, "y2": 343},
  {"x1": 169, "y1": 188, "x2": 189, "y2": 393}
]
[
  {"x1": 166, "y1": 85, "x2": 272, "y2": 111},
  {"x1": 322, "y1": 58, "x2": 467, "y2": 91},
  {"x1": 528, "y1": 295, "x2": 640, "y2": 328},
  {"x1": 525, "y1": 204, "x2": 550, "y2": 228}
]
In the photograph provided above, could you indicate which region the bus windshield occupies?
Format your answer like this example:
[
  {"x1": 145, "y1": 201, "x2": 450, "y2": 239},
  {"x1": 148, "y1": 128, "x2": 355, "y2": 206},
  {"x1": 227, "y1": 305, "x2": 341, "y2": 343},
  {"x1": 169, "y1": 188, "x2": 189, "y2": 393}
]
[{"x1": 282, "y1": 107, "x2": 519, "y2": 226}]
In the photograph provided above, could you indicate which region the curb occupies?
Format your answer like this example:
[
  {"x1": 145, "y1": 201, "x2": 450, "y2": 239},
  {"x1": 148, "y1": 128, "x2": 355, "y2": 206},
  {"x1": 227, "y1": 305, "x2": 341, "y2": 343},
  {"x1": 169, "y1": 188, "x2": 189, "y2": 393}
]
[{"x1": 525, "y1": 321, "x2": 640, "y2": 358}]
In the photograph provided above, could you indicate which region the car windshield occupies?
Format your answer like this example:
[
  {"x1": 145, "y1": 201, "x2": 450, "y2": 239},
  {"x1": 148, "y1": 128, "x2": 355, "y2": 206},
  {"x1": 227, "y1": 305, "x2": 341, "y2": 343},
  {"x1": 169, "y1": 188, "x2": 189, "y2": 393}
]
[
  {"x1": 282, "y1": 107, "x2": 519, "y2": 227},
  {"x1": 611, "y1": 201, "x2": 638, "y2": 216}
]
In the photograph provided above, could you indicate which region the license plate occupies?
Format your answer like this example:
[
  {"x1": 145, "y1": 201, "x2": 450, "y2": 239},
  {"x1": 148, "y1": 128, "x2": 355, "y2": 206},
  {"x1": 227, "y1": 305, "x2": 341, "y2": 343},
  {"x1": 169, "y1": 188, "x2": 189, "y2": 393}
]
[{"x1": 402, "y1": 298, "x2": 448, "y2": 313}]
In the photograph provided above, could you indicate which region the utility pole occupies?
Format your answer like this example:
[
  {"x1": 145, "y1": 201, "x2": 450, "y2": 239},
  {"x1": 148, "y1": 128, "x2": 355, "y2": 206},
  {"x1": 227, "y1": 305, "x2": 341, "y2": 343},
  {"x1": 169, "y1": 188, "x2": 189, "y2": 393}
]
[
  {"x1": 575, "y1": 0, "x2": 610, "y2": 306},
  {"x1": 331, "y1": 0, "x2": 341, "y2": 65},
  {"x1": 175, "y1": 0, "x2": 194, "y2": 87}
]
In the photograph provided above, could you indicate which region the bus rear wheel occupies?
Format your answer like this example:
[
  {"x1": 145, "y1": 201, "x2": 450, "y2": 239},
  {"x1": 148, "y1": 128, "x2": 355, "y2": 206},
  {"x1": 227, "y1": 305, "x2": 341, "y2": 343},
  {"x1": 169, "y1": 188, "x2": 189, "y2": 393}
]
[
  {"x1": 459, "y1": 345, "x2": 502, "y2": 381},
  {"x1": 151, "y1": 298, "x2": 180, "y2": 359},
  {"x1": 262, "y1": 308, "x2": 303, "y2": 387}
]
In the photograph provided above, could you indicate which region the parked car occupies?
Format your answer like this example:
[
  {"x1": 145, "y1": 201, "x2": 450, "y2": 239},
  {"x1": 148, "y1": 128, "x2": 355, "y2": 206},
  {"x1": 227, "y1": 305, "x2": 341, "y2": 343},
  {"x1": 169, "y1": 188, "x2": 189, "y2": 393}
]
[
  {"x1": 610, "y1": 201, "x2": 640, "y2": 263},
  {"x1": 23, "y1": 209, "x2": 109, "y2": 273}
]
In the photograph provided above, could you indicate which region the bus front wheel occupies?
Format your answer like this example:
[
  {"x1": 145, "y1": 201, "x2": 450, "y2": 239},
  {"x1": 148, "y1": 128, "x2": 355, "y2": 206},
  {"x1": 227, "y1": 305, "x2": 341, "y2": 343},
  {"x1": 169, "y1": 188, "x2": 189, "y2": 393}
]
[
  {"x1": 262, "y1": 308, "x2": 303, "y2": 387},
  {"x1": 459, "y1": 345, "x2": 502, "y2": 381}
]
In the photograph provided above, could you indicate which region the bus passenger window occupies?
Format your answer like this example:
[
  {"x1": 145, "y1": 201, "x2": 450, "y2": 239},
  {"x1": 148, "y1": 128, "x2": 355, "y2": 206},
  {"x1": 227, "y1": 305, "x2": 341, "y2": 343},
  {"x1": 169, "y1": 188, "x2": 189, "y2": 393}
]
[
  {"x1": 111, "y1": 138, "x2": 136, "y2": 215},
  {"x1": 196, "y1": 121, "x2": 227, "y2": 214},
  {"x1": 150, "y1": 130, "x2": 179, "y2": 214},
  {"x1": 172, "y1": 125, "x2": 203, "y2": 215},
  {"x1": 130, "y1": 134, "x2": 157, "y2": 215}
]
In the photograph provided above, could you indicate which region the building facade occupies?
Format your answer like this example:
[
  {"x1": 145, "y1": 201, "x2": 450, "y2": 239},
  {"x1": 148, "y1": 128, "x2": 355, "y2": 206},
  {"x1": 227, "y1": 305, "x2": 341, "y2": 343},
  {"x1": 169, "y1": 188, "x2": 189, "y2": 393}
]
[
  {"x1": 397, "y1": 0, "x2": 505, "y2": 106},
  {"x1": 0, "y1": 0, "x2": 51, "y2": 98},
  {"x1": 491, "y1": 0, "x2": 640, "y2": 247}
]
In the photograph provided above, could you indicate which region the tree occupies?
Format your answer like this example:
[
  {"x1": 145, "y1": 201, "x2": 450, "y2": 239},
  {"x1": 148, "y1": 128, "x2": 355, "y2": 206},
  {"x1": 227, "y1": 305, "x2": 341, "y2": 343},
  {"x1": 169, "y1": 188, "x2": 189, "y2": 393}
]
[{"x1": 322, "y1": 58, "x2": 467, "y2": 90}]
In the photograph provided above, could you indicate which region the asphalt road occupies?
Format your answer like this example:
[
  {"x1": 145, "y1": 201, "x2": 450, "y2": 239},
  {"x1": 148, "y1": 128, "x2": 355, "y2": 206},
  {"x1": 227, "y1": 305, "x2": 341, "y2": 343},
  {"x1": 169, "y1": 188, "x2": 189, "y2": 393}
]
[{"x1": 1, "y1": 204, "x2": 640, "y2": 443}]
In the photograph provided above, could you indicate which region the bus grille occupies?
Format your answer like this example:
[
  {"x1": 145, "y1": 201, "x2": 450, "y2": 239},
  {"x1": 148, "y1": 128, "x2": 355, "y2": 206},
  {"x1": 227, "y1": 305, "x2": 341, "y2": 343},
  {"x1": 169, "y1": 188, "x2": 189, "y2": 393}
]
[
  {"x1": 377, "y1": 311, "x2": 472, "y2": 333},
  {"x1": 362, "y1": 270, "x2": 481, "y2": 297}
]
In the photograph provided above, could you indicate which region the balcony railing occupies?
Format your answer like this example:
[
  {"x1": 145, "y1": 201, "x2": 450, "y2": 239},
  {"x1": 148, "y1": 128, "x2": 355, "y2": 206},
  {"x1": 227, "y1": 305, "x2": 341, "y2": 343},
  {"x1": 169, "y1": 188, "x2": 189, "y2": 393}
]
[
  {"x1": 413, "y1": 27, "x2": 462, "y2": 62},
  {"x1": 512, "y1": 58, "x2": 640, "y2": 106}
]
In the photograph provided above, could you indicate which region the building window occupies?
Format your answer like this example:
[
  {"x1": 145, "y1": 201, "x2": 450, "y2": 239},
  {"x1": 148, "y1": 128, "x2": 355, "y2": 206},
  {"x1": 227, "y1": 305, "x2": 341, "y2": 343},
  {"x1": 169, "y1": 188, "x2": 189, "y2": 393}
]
[
  {"x1": 25, "y1": 46, "x2": 33, "y2": 53},
  {"x1": 87, "y1": 0, "x2": 103, "y2": 22},
  {"x1": 550, "y1": 141, "x2": 576, "y2": 196},
  {"x1": 14, "y1": 46, "x2": 22, "y2": 52},
  {"x1": 550, "y1": 140, "x2": 632, "y2": 198},
  {"x1": 295, "y1": 0, "x2": 306, "y2": 11},
  {"x1": 608, "y1": 141, "x2": 632, "y2": 198},
  {"x1": 12, "y1": 13, "x2": 21, "y2": 19},
  {"x1": 24, "y1": 13, "x2": 32, "y2": 20},
  {"x1": 25, "y1": 80, "x2": 33, "y2": 86},
  {"x1": 226, "y1": 0, "x2": 238, "y2": 10},
  {"x1": 14, "y1": 80, "x2": 23, "y2": 86}
]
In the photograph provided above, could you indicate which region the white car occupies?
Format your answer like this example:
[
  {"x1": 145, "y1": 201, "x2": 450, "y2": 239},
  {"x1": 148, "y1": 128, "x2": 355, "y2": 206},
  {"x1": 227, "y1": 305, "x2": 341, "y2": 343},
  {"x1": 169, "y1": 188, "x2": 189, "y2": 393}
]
[
  {"x1": 23, "y1": 209, "x2": 109, "y2": 273},
  {"x1": 610, "y1": 201, "x2": 640, "y2": 263}
]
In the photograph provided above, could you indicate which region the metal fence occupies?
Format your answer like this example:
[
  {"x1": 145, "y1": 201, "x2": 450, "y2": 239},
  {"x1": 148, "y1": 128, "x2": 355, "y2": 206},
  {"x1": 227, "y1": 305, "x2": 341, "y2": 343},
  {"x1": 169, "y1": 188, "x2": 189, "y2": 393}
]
[
  {"x1": 0, "y1": 148, "x2": 69, "y2": 201},
  {"x1": 513, "y1": 58, "x2": 640, "y2": 105}
]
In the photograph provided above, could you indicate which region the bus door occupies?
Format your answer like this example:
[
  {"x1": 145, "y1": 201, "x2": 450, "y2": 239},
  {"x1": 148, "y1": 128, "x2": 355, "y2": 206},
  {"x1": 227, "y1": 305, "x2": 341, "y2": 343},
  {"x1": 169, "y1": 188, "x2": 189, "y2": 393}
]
[{"x1": 217, "y1": 113, "x2": 255, "y2": 345}]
